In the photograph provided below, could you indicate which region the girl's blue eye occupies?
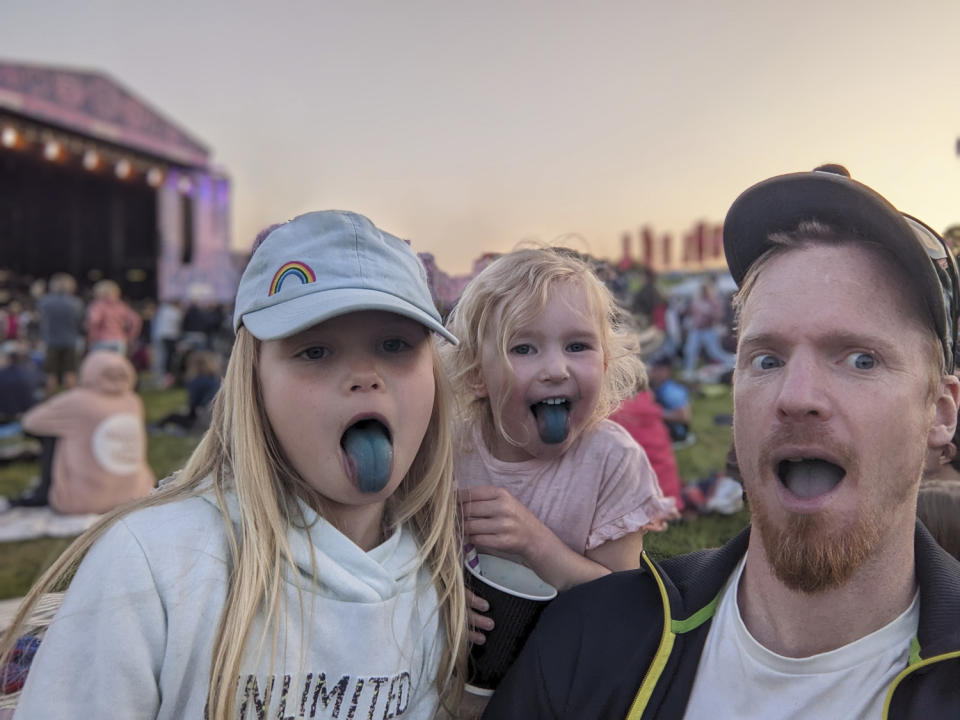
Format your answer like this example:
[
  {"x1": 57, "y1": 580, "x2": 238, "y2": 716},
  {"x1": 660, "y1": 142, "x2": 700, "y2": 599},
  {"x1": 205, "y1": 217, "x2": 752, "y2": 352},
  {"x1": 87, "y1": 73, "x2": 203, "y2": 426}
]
[
  {"x1": 301, "y1": 346, "x2": 327, "y2": 360},
  {"x1": 846, "y1": 352, "x2": 876, "y2": 370},
  {"x1": 567, "y1": 342, "x2": 589, "y2": 352},
  {"x1": 382, "y1": 337, "x2": 412, "y2": 353},
  {"x1": 510, "y1": 344, "x2": 534, "y2": 355},
  {"x1": 751, "y1": 354, "x2": 781, "y2": 371}
]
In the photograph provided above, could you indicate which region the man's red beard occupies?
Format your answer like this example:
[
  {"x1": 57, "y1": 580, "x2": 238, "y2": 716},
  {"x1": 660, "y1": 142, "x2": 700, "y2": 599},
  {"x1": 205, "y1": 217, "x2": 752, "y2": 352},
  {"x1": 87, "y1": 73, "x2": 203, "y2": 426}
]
[
  {"x1": 753, "y1": 508, "x2": 880, "y2": 593},
  {"x1": 745, "y1": 423, "x2": 896, "y2": 594}
]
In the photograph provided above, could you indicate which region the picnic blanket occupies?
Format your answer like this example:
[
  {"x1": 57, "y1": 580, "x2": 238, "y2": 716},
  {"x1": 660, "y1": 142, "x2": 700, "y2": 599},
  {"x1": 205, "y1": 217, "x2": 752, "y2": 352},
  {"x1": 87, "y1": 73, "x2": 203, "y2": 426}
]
[{"x1": 0, "y1": 506, "x2": 101, "y2": 543}]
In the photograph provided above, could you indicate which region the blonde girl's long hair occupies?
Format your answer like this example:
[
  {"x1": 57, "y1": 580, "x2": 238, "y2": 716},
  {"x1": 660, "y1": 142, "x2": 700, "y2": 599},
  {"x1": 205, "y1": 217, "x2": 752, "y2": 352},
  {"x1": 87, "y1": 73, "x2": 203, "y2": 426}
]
[
  {"x1": 0, "y1": 327, "x2": 466, "y2": 718},
  {"x1": 441, "y1": 247, "x2": 646, "y2": 448}
]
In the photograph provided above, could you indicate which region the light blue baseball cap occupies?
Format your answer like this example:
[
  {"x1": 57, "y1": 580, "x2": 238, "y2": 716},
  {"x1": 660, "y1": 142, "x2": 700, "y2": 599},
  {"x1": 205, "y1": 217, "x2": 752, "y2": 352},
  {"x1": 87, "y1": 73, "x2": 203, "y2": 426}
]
[{"x1": 233, "y1": 210, "x2": 458, "y2": 344}]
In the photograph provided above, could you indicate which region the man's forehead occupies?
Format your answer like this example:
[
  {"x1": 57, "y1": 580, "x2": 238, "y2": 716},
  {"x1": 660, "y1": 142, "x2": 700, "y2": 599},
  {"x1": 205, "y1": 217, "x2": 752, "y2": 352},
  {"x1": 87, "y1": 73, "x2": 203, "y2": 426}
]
[
  {"x1": 749, "y1": 241, "x2": 906, "y2": 295},
  {"x1": 739, "y1": 243, "x2": 930, "y2": 342}
]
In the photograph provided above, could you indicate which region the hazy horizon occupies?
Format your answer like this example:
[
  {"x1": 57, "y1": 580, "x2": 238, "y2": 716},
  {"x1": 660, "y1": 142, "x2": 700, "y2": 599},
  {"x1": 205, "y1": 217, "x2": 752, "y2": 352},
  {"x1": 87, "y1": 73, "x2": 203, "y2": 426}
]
[{"x1": 2, "y1": 1, "x2": 959, "y2": 274}]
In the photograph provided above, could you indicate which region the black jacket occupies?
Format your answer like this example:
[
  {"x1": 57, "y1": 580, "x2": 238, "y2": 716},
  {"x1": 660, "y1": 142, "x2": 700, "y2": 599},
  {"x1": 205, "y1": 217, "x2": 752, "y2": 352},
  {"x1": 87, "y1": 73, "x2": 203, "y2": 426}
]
[{"x1": 483, "y1": 522, "x2": 960, "y2": 719}]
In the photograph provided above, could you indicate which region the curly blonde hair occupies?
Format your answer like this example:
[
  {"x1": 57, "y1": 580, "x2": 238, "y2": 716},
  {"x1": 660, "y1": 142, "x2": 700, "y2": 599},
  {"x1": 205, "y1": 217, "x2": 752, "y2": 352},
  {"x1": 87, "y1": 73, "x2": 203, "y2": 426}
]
[{"x1": 442, "y1": 247, "x2": 646, "y2": 449}]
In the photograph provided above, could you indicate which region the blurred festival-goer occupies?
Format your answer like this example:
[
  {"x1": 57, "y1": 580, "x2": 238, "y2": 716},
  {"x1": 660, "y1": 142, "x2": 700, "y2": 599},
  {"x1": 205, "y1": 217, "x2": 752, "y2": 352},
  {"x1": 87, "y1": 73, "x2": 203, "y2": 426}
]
[
  {"x1": 917, "y1": 480, "x2": 960, "y2": 561},
  {"x1": 36, "y1": 272, "x2": 84, "y2": 394},
  {"x1": 151, "y1": 298, "x2": 183, "y2": 388},
  {"x1": 681, "y1": 275, "x2": 735, "y2": 379},
  {"x1": 609, "y1": 389, "x2": 685, "y2": 512},
  {"x1": 85, "y1": 279, "x2": 141, "y2": 356},
  {"x1": 20, "y1": 350, "x2": 155, "y2": 515},
  {"x1": 0, "y1": 340, "x2": 43, "y2": 423},
  {"x1": 150, "y1": 349, "x2": 222, "y2": 435},
  {"x1": 649, "y1": 355, "x2": 694, "y2": 447}
]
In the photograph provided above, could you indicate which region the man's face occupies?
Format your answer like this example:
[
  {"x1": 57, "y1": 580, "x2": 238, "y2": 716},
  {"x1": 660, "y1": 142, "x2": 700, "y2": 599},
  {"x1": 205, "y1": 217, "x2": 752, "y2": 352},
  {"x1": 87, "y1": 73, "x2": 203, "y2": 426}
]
[{"x1": 734, "y1": 242, "x2": 955, "y2": 592}]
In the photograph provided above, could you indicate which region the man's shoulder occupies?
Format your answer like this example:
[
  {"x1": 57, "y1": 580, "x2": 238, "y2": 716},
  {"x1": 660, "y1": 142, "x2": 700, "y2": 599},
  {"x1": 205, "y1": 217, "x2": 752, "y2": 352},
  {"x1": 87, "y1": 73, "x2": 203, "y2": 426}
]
[
  {"x1": 548, "y1": 543, "x2": 733, "y2": 616},
  {"x1": 531, "y1": 567, "x2": 669, "y2": 654},
  {"x1": 531, "y1": 531, "x2": 750, "y2": 650}
]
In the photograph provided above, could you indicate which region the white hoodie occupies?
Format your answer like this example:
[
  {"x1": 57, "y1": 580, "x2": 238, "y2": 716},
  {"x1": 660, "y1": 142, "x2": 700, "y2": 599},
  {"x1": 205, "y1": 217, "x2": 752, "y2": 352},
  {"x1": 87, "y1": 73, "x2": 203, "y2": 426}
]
[{"x1": 15, "y1": 484, "x2": 446, "y2": 719}]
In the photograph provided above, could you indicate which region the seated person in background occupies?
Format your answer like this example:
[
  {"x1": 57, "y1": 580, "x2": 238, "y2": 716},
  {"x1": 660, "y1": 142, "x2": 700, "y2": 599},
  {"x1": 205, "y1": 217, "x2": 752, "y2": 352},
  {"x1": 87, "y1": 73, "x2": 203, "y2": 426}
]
[
  {"x1": 917, "y1": 480, "x2": 960, "y2": 560},
  {"x1": 609, "y1": 389, "x2": 685, "y2": 512},
  {"x1": 0, "y1": 341, "x2": 43, "y2": 423},
  {"x1": 0, "y1": 340, "x2": 44, "y2": 471},
  {"x1": 21, "y1": 350, "x2": 155, "y2": 514},
  {"x1": 649, "y1": 355, "x2": 693, "y2": 445},
  {"x1": 152, "y1": 350, "x2": 222, "y2": 434}
]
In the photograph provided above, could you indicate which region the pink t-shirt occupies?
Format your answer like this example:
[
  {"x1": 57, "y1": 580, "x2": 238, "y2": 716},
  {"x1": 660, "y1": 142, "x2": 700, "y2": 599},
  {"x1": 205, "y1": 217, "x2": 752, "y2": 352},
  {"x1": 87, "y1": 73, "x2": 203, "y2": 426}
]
[{"x1": 455, "y1": 419, "x2": 677, "y2": 553}]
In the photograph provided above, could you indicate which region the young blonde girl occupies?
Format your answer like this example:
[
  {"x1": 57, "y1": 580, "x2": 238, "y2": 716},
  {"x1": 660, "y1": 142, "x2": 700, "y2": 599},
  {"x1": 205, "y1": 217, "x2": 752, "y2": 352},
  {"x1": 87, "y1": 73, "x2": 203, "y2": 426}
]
[
  {"x1": 1, "y1": 211, "x2": 467, "y2": 719},
  {"x1": 443, "y1": 248, "x2": 676, "y2": 639}
]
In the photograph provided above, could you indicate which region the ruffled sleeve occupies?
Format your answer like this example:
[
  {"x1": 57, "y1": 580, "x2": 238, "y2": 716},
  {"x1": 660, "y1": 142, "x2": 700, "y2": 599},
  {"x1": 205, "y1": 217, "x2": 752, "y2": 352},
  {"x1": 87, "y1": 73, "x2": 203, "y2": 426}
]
[{"x1": 585, "y1": 424, "x2": 679, "y2": 551}]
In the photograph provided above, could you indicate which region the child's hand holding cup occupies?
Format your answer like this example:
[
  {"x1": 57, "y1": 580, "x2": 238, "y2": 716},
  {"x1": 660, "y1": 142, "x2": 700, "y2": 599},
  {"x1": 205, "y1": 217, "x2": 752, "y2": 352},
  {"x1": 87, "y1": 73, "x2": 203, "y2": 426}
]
[{"x1": 463, "y1": 547, "x2": 557, "y2": 695}]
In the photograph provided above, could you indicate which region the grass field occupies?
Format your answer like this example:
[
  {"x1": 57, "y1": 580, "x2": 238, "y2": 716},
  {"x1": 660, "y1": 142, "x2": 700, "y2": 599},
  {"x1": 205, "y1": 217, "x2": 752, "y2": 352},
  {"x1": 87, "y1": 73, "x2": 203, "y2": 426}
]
[{"x1": 0, "y1": 379, "x2": 748, "y2": 599}]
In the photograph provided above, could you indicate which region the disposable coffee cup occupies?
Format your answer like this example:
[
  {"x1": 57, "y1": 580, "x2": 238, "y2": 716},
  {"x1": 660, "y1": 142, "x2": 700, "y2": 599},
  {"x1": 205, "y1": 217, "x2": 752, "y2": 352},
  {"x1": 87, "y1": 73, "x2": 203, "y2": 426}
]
[{"x1": 464, "y1": 553, "x2": 557, "y2": 694}]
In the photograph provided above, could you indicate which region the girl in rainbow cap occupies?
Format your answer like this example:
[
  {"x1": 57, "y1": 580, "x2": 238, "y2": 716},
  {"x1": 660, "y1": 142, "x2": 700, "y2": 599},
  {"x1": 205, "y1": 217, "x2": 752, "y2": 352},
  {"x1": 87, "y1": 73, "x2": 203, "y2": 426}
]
[
  {"x1": 442, "y1": 247, "x2": 677, "y2": 645},
  {"x1": 2, "y1": 211, "x2": 467, "y2": 719}
]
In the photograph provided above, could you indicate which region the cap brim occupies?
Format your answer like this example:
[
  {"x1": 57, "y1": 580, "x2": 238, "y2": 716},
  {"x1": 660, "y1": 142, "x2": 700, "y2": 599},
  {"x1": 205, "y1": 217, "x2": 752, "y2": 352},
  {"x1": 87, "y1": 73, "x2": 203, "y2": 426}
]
[
  {"x1": 240, "y1": 287, "x2": 459, "y2": 344},
  {"x1": 724, "y1": 172, "x2": 930, "y2": 286}
]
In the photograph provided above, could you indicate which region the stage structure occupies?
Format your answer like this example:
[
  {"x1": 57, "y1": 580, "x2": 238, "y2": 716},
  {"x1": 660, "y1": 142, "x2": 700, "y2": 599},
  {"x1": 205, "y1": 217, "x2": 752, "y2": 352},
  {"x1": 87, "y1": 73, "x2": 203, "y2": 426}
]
[{"x1": 0, "y1": 60, "x2": 237, "y2": 301}]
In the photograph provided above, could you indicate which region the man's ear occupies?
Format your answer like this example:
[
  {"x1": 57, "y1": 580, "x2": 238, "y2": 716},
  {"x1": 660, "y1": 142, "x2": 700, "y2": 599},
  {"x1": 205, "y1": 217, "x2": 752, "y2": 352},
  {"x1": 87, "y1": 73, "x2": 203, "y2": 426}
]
[{"x1": 928, "y1": 374, "x2": 960, "y2": 450}]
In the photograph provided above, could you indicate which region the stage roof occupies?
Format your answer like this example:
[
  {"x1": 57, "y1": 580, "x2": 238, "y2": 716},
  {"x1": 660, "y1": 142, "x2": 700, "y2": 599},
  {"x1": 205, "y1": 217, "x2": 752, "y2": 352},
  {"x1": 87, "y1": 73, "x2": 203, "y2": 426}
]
[{"x1": 0, "y1": 60, "x2": 209, "y2": 168}]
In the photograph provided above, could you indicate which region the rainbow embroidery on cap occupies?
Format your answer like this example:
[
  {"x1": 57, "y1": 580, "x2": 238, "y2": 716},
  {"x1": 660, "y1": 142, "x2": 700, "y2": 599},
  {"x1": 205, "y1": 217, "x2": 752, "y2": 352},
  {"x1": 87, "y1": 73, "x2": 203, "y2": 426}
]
[{"x1": 269, "y1": 261, "x2": 316, "y2": 295}]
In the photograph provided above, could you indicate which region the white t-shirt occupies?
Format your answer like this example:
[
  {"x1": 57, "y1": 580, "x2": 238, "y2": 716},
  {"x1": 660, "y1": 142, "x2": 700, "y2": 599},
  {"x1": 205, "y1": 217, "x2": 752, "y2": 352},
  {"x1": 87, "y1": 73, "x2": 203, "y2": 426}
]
[{"x1": 683, "y1": 555, "x2": 918, "y2": 720}]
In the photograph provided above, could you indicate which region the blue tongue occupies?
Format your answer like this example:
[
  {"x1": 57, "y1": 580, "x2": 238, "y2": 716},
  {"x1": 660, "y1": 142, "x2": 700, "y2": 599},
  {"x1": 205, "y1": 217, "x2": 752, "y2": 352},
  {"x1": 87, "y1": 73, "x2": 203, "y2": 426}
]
[
  {"x1": 341, "y1": 422, "x2": 393, "y2": 493},
  {"x1": 535, "y1": 402, "x2": 569, "y2": 444}
]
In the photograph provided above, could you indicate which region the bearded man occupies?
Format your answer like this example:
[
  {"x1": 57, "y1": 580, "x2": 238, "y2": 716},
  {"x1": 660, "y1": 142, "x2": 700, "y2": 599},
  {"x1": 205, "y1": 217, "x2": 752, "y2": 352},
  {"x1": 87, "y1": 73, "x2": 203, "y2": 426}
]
[{"x1": 482, "y1": 168, "x2": 960, "y2": 719}]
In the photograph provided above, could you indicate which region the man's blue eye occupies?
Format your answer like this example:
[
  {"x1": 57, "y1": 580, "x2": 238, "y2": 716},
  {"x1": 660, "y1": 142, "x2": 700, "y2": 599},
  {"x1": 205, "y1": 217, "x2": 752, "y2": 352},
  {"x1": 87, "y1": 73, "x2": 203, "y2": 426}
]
[
  {"x1": 751, "y1": 354, "x2": 781, "y2": 370},
  {"x1": 847, "y1": 352, "x2": 876, "y2": 370}
]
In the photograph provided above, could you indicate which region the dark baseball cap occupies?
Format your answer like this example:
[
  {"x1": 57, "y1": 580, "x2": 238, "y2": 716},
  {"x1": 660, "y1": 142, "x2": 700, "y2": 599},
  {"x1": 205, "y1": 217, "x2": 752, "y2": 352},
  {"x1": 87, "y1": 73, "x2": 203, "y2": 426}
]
[{"x1": 723, "y1": 169, "x2": 959, "y2": 372}]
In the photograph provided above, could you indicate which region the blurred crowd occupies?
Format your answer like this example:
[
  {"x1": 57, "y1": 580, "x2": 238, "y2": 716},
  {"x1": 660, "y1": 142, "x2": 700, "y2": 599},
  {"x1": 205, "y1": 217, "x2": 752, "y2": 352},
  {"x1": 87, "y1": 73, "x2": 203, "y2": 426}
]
[
  {"x1": 0, "y1": 255, "x2": 741, "y2": 518},
  {"x1": 0, "y1": 268, "x2": 231, "y2": 514}
]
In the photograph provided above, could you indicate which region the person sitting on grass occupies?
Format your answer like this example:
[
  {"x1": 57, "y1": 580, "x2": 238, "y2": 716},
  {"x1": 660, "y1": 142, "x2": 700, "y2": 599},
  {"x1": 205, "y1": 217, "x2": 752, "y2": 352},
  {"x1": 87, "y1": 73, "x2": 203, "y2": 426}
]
[
  {"x1": 648, "y1": 354, "x2": 694, "y2": 447},
  {"x1": 151, "y1": 349, "x2": 223, "y2": 435},
  {"x1": 19, "y1": 350, "x2": 155, "y2": 515},
  {"x1": 917, "y1": 480, "x2": 960, "y2": 561}
]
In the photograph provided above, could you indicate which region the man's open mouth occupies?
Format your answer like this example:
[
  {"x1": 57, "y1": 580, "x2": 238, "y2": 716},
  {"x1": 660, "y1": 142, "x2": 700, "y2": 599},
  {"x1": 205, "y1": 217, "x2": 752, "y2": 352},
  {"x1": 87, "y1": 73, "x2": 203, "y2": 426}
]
[
  {"x1": 341, "y1": 418, "x2": 393, "y2": 493},
  {"x1": 777, "y1": 457, "x2": 846, "y2": 499},
  {"x1": 530, "y1": 397, "x2": 570, "y2": 444}
]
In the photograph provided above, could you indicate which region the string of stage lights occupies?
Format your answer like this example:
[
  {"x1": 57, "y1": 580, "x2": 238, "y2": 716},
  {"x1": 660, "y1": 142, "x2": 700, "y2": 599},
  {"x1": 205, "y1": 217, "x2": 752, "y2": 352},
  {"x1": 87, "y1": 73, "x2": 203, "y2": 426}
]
[{"x1": 0, "y1": 114, "x2": 195, "y2": 194}]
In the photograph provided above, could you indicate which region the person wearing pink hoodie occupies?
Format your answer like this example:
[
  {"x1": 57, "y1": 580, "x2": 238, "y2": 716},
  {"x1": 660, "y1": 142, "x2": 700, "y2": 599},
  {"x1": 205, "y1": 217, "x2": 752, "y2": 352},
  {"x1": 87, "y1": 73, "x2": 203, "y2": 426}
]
[{"x1": 21, "y1": 350, "x2": 155, "y2": 514}]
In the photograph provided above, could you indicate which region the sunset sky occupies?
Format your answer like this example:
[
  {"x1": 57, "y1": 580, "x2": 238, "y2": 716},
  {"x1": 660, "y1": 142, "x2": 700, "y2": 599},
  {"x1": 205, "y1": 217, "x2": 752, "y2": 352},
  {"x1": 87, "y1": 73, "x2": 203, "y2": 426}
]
[{"x1": 2, "y1": 1, "x2": 959, "y2": 274}]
